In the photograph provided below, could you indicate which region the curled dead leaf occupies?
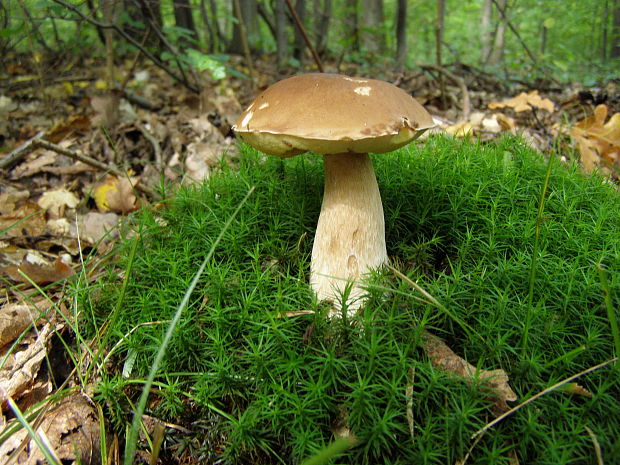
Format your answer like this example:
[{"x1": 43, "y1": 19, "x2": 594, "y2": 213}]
[
  {"x1": 0, "y1": 394, "x2": 100, "y2": 465},
  {"x1": 0, "y1": 322, "x2": 57, "y2": 403},
  {"x1": 571, "y1": 104, "x2": 620, "y2": 173},
  {"x1": 37, "y1": 188, "x2": 79, "y2": 218},
  {"x1": 421, "y1": 332, "x2": 517, "y2": 415}
]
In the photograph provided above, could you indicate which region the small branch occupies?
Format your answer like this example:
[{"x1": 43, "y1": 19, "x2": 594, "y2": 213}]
[
  {"x1": 490, "y1": 0, "x2": 555, "y2": 83},
  {"x1": 0, "y1": 132, "x2": 45, "y2": 170},
  {"x1": 1, "y1": 135, "x2": 156, "y2": 196},
  {"x1": 284, "y1": 0, "x2": 324, "y2": 72},
  {"x1": 418, "y1": 63, "x2": 471, "y2": 120},
  {"x1": 50, "y1": 0, "x2": 199, "y2": 93},
  {"x1": 135, "y1": 122, "x2": 162, "y2": 164}
]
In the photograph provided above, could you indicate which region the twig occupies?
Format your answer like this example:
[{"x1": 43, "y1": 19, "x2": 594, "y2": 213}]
[
  {"x1": 471, "y1": 357, "x2": 618, "y2": 440},
  {"x1": 584, "y1": 425, "x2": 604, "y2": 465},
  {"x1": 418, "y1": 63, "x2": 471, "y2": 120},
  {"x1": 36, "y1": 139, "x2": 156, "y2": 196},
  {"x1": 50, "y1": 0, "x2": 199, "y2": 93},
  {"x1": 2, "y1": 135, "x2": 156, "y2": 196},
  {"x1": 0, "y1": 132, "x2": 45, "y2": 170},
  {"x1": 284, "y1": 0, "x2": 324, "y2": 72},
  {"x1": 135, "y1": 122, "x2": 162, "y2": 164},
  {"x1": 406, "y1": 366, "x2": 415, "y2": 440},
  {"x1": 490, "y1": 0, "x2": 555, "y2": 83}
]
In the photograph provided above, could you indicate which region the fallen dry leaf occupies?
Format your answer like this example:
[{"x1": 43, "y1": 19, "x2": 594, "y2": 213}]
[
  {"x1": 0, "y1": 189, "x2": 29, "y2": 215},
  {"x1": 0, "y1": 394, "x2": 100, "y2": 465},
  {"x1": 0, "y1": 322, "x2": 57, "y2": 402},
  {"x1": 571, "y1": 104, "x2": 620, "y2": 173},
  {"x1": 93, "y1": 175, "x2": 139, "y2": 214},
  {"x1": 0, "y1": 303, "x2": 35, "y2": 348},
  {"x1": 91, "y1": 92, "x2": 120, "y2": 127},
  {"x1": 489, "y1": 90, "x2": 555, "y2": 113},
  {"x1": 10, "y1": 150, "x2": 57, "y2": 178},
  {"x1": 79, "y1": 211, "x2": 120, "y2": 243},
  {"x1": 421, "y1": 332, "x2": 517, "y2": 414},
  {"x1": 37, "y1": 188, "x2": 79, "y2": 218},
  {"x1": 0, "y1": 201, "x2": 46, "y2": 238},
  {"x1": 2, "y1": 257, "x2": 75, "y2": 285}
]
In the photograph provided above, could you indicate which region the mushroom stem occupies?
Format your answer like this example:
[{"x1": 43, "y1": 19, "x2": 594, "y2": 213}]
[{"x1": 311, "y1": 152, "x2": 388, "y2": 313}]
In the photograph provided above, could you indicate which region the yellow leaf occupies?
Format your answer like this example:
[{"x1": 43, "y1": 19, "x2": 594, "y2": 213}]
[
  {"x1": 446, "y1": 121, "x2": 474, "y2": 138},
  {"x1": 95, "y1": 79, "x2": 108, "y2": 90},
  {"x1": 489, "y1": 91, "x2": 554, "y2": 113},
  {"x1": 62, "y1": 81, "x2": 74, "y2": 96},
  {"x1": 94, "y1": 175, "x2": 139, "y2": 214},
  {"x1": 93, "y1": 177, "x2": 117, "y2": 211}
]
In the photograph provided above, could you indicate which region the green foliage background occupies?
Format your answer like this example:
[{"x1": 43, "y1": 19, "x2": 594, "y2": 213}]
[{"x1": 2, "y1": 0, "x2": 618, "y2": 83}]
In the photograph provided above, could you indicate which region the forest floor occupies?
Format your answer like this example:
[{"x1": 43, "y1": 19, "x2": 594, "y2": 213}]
[{"x1": 0, "y1": 53, "x2": 619, "y2": 464}]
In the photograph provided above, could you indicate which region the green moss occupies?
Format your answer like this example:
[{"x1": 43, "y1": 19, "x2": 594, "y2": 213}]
[{"x1": 85, "y1": 135, "x2": 620, "y2": 464}]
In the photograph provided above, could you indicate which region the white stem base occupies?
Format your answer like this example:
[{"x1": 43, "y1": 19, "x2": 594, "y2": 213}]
[{"x1": 310, "y1": 153, "x2": 388, "y2": 315}]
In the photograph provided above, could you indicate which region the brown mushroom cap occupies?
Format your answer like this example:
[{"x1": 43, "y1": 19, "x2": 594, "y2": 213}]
[{"x1": 233, "y1": 73, "x2": 435, "y2": 157}]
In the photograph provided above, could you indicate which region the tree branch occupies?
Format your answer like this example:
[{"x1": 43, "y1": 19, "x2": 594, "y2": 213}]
[
  {"x1": 284, "y1": 0, "x2": 324, "y2": 72},
  {"x1": 50, "y1": 0, "x2": 200, "y2": 93}
]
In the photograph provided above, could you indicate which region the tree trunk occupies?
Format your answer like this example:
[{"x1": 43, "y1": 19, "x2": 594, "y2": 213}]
[
  {"x1": 293, "y1": 0, "x2": 307, "y2": 63},
  {"x1": 487, "y1": 0, "x2": 506, "y2": 65},
  {"x1": 436, "y1": 0, "x2": 445, "y2": 66},
  {"x1": 480, "y1": 0, "x2": 492, "y2": 64},
  {"x1": 360, "y1": 0, "x2": 385, "y2": 55},
  {"x1": 612, "y1": 0, "x2": 620, "y2": 59},
  {"x1": 229, "y1": 0, "x2": 259, "y2": 54},
  {"x1": 395, "y1": 0, "x2": 406, "y2": 70},
  {"x1": 173, "y1": 0, "x2": 197, "y2": 47},
  {"x1": 208, "y1": 0, "x2": 225, "y2": 52},
  {"x1": 314, "y1": 0, "x2": 332, "y2": 56}
]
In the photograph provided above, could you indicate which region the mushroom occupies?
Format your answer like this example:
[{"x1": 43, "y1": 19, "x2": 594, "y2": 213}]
[{"x1": 233, "y1": 73, "x2": 434, "y2": 314}]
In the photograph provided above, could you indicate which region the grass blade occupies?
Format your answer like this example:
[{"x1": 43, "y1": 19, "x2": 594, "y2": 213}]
[{"x1": 123, "y1": 186, "x2": 254, "y2": 465}]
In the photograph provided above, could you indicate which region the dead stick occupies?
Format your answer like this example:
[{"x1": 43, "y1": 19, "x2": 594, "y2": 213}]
[
  {"x1": 32, "y1": 139, "x2": 156, "y2": 196},
  {"x1": 0, "y1": 132, "x2": 45, "y2": 170},
  {"x1": 284, "y1": 0, "x2": 324, "y2": 72},
  {"x1": 418, "y1": 63, "x2": 471, "y2": 120}
]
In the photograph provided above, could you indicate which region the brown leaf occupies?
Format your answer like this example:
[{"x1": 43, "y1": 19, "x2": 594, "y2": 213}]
[
  {"x1": 571, "y1": 104, "x2": 620, "y2": 173},
  {"x1": 2, "y1": 258, "x2": 75, "y2": 285},
  {"x1": 0, "y1": 303, "x2": 34, "y2": 348},
  {"x1": 78, "y1": 211, "x2": 120, "y2": 244},
  {"x1": 10, "y1": 150, "x2": 57, "y2": 178},
  {"x1": 421, "y1": 332, "x2": 517, "y2": 414},
  {"x1": 0, "y1": 201, "x2": 46, "y2": 238},
  {"x1": 0, "y1": 322, "x2": 56, "y2": 403},
  {"x1": 94, "y1": 175, "x2": 139, "y2": 214},
  {"x1": 0, "y1": 394, "x2": 100, "y2": 465},
  {"x1": 46, "y1": 114, "x2": 91, "y2": 144},
  {"x1": 91, "y1": 93, "x2": 120, "y2": 127},
  {"x1": 489, "y1": 91, "x2": 554, "y2": 113}
]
